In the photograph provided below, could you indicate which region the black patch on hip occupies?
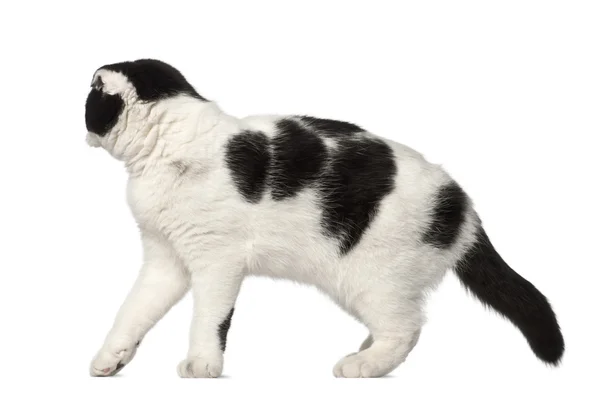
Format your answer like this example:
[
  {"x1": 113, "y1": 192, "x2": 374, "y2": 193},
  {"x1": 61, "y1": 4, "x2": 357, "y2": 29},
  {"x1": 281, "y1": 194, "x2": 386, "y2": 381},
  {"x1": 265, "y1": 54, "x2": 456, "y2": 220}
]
[
  {"x1": 320, "y1": 138, "x2": 396, "y2": 254},
  {"x1": 100, "y1": 59, "x2": 205, "y2": 101},
  {"x1": 422, "y1": 181, "x2": 467, "y2": 248},
  {"x1": 85, "y1": 89, "x2": 124, "y2": 136},
  {"x1": 270, "y1": 119, "x2": 327, "y2": 200},
  {"x1": 218, "y1": 308, "x2": 235, "y2": 352},
  {"x1": 225, "y1": 131, "x2": 271, "y2": 203},
  {"x1": 299, "y1": 116, "x2": 365, "y2": 138}
]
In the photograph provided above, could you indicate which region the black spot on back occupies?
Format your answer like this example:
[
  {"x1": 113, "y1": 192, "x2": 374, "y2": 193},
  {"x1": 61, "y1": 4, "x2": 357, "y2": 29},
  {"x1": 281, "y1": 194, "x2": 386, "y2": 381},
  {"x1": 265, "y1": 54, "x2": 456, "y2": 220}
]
[
  {"x1": 226, "y1": 131, "x2": 271, "y2": 203},
  {"x1": 270, "y1": 119, "x2": 327, "y2": 200},
  {"x1": 422, "y1": 181, "x2": 467, "y2": 248},
  {"x1": 85, "y1": 88, "x2": 124, "y2": 136},
  {"x1": 101, "y1": 59, "x2": 205, "y2": 101},
  {"x1": 299, "y1": 115, "x2": 365, "y2": 138},
  {"x1": 218, "y1": 308, "x2": 235, "y2": 352},
  {"x1": 321, "y1": 138, "x2": 396, "y2": 254},
  {"x1": 224, "y1": 117, "x2": 396, "y2": 255}
]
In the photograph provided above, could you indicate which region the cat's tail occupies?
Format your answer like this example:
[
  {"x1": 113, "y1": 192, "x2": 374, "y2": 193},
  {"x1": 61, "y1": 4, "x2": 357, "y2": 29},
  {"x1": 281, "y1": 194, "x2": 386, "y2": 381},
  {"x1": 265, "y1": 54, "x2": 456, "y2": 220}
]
[{"x1": 452, "y1": 226, "x2": 565, "y2": 365}]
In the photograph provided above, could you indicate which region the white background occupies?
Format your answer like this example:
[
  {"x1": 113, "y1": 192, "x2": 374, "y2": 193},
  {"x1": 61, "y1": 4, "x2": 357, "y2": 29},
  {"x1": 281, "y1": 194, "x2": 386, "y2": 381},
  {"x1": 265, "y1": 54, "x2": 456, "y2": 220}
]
[{"x1": 0, "y1": 1, "x2": 597, "y2": 397}]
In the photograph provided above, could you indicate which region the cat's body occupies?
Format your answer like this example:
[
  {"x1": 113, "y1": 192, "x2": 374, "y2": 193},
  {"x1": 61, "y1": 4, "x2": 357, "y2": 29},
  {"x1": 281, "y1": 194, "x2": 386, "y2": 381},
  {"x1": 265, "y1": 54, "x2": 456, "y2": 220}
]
[{"x1": 85, "y1": 59, "x2": 563, "y2": 378}]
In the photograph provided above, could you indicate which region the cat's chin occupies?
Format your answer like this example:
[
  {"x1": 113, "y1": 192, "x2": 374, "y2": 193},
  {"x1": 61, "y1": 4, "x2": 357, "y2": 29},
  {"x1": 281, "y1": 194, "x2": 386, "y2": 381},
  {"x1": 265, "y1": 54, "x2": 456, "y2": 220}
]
[{"x1": 86, "y1": 132, "x2": 102, "y2": 148}]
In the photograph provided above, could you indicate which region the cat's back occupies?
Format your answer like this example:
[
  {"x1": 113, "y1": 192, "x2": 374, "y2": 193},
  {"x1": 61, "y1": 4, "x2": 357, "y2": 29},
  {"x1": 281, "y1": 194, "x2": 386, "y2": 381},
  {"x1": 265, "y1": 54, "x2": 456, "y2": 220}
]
[
  {"x1": 226, "y1": 114, "x2": 452, "y2": 263},
  {"x1": 235, "y1": 113, "x2": 448, "y2": 197}
]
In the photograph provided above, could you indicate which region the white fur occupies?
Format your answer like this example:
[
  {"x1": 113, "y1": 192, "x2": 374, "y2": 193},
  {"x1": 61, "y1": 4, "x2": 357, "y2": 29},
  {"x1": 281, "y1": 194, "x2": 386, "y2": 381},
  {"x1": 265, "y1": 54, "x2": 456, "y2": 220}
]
[{"x1": 88, "y1": 70, "x2": 480, "y2": 378}]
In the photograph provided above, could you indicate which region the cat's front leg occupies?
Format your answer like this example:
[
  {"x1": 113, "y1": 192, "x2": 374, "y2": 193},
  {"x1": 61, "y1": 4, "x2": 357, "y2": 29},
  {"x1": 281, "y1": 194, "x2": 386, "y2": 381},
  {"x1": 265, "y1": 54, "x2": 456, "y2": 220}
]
[
  {"x1": 177, "y1": 261, "x2": 243, "y2": 378},
  {"x1": 90, "y1": 232, "x2": 190, "y2": 376}
]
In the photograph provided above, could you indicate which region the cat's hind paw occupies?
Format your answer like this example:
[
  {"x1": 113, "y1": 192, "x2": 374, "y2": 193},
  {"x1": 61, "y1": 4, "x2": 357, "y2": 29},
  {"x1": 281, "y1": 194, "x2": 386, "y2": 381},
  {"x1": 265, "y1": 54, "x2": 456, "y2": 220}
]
[
  {"x1": 333, "y1": 352, "x2": 386, "y2": 378},
  {"x1": 177, "y1": 355, "x2": 223, "y2": 378}
]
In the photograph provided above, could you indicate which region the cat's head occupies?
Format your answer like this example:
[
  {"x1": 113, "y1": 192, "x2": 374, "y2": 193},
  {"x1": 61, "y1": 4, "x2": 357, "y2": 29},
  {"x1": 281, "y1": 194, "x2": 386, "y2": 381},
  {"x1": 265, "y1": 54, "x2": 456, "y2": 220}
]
[{"x1": 85, "y1": 59, "x2": 205, "y2": 153}]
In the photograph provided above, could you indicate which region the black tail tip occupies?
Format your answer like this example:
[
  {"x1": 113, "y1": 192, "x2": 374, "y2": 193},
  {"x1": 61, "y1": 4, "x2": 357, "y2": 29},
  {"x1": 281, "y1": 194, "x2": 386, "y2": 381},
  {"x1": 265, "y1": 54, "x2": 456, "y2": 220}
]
[
  {"x1": 529, "y1": 328, "x2": 565, "y2": 366},
  {"x1": 454, "y1": 226, "x2": 565, "y2": 367}
]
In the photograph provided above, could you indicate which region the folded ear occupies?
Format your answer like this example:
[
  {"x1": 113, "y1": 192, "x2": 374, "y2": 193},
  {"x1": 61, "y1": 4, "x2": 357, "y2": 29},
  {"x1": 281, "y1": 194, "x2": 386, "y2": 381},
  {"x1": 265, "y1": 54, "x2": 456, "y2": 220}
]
[
  {"x1": 100, "y1": 59, "x2": 205, "y2": 101},
  {"x1": 91, "y1": 75, "x2": 104, "y2": 91}
]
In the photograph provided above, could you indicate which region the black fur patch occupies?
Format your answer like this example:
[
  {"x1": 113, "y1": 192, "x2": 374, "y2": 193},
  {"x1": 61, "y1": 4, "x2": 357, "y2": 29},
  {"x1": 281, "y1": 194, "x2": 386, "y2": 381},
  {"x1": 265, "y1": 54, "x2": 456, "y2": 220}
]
[
  {"x1": 218, "y1": 308, "x2": 235, "y2": 352},
  {"x1": 224, "y1": 118, "x2": 396, "y2": 255},
  {"x1": 422, "y1": 181, "x2": 467, "y2": 248},
  {"x1": 320, "y1": 138, "x2": 397, "y2": 254},
  {"x1": 271, "y1": 119, "x2": 327, "y2": 200},
  {"x1": 299, "y1": 116, "x2": 365, "y2": 137},
  {"x1": 454, "y1": 227, "x2": 565, "y2": 364},
  {"x1": 226, "y1": 131, "x2": 271, "y2": 203},
  {"x1": 85, "y1": 88, "x2": 124, "y2": 136},
  {"x1": 100, "y1": 59, "x2": 205, "y2": 101}
]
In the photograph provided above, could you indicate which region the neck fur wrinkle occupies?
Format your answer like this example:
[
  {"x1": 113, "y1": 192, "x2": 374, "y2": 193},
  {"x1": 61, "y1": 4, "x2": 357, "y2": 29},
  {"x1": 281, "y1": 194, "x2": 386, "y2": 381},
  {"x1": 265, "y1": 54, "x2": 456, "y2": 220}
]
[{"x1": 124, "y1": 98, "x2": 225, "y2": 176}]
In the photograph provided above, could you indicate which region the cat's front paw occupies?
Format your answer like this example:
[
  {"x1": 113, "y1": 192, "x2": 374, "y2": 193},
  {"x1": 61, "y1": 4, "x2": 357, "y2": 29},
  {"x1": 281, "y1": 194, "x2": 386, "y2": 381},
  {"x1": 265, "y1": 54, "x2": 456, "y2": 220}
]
[
  {"x1": 177, "y1": 354, "x2": 223, "y2": 378},
  {"x1": 90, "y1": 340, "x2": 139, "y2": 377}
]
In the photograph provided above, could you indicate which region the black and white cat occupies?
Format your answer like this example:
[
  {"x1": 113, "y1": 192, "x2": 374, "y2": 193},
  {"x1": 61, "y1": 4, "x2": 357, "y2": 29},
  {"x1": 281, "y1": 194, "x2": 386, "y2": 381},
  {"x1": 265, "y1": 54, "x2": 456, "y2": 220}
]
[{"x1": 85, "y1": 59, "x2": 564, "y2": 378}]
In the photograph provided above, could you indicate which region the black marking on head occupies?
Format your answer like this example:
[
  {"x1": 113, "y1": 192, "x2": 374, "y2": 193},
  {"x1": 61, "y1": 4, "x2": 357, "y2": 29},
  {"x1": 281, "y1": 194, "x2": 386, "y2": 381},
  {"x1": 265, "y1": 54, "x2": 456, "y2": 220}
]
[
  {"x1": 85, "y1": 88, "x2": 124, "y2": 136},
  {"x1": 422, "y1": 181, "x2": 467, "y2": 248},
  {"x1": 226, "y1": 131, "x2": 271, "y2": 203},
  {"x1": 299, "y1": 116, "x2": 365, "y2": 138},
  {"x1": 100, "y1": 59, "x2": 205, "y2": 101},
  {"x1": 271, "y1": 119, "x2": 328, "y2": 200},
  {"x1": 320, "y1": 138, "x2": 396, "y2": 254},
  {"x1": 218, "y1": 308, "x2": 235, "y2": 352}
]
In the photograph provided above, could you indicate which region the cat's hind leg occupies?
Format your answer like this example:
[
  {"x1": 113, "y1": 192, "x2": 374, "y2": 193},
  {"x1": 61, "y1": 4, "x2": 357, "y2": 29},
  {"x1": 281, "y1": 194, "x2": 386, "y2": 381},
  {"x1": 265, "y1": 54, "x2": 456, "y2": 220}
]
[{"x1": 333, "y1": 291, "x2": 424, "y2": 378}]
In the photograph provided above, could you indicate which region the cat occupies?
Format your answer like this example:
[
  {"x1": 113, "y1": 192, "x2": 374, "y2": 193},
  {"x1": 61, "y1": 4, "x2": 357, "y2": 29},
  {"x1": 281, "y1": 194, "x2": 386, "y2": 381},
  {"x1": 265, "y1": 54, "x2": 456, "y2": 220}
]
[{"x1": 85, "y1": 59, "x2": 564, "y2": 378}]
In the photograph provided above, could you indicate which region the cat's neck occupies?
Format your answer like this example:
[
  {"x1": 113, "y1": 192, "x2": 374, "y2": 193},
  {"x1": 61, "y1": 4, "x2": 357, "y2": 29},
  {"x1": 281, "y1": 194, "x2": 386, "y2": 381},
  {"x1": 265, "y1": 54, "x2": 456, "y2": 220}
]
[{"x1": 118, "y1": 98, "x2": 227, "y2": 176}]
